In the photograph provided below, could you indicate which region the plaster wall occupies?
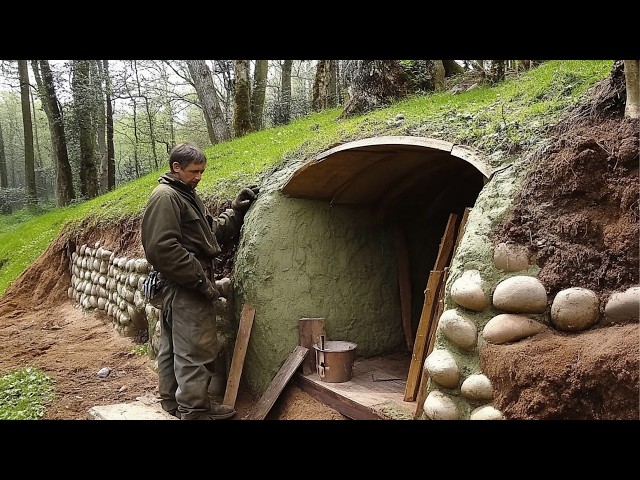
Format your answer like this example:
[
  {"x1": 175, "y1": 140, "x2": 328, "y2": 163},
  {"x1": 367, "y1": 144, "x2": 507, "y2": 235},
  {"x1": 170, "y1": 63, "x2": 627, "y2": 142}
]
[{"x1": 234, "y1": 181, "x2": 405, "y2": 395}]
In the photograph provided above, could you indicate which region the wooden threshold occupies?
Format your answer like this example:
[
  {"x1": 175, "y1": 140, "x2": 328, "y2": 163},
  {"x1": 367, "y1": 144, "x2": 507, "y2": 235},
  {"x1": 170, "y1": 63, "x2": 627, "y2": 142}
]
[{"x1": 294, "y1": 351, "x2": 416, "y2": 420}]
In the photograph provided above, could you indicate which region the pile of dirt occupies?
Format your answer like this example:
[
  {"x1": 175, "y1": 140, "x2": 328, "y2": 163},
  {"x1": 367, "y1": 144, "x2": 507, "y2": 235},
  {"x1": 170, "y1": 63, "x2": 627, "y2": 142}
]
[{"x1": 484, "y1": 62, "x2": 639, "y2": 420}]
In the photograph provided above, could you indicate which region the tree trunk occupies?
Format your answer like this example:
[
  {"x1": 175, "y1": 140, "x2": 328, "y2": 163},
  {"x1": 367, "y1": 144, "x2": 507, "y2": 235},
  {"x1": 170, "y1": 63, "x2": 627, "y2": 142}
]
[
  {"x1": 29, "y1": 81, "x2": 49, "y2": 203},
  {"x1": 272, "y1": 60, "x2": 292, "y2": 126},
  {"x1": 624, "y1": 60, "x2": 640, "y2": 119},
  {"x1": 31, "y1": 60, "x2": 75, "y2": 206},
  {"x1": 0, "y1": 121, "x2": 7, "y2": 189},
  {"x1": 340, "y1": 60, "x2": 412, "y2": 118},
  {"x1": 312, "y1": 60, "x2": 338, "y2": 111},
  {"x1": 103, "y1": 60, "x2": 115, "y2": 191},
  {"x1": 92, "y1": 60, "x2": 107, "y2": 194},
  {"x1": 281, "y1": 60, "x2": 292, "y2": 124},
  {"x1": 233, "y1": 60, "x2": 252, "y2": 137},
  {"x1": 0, "y1": 121, "x2": 10, "y2": 213},
  {"x1": 18, "y1": 60, "x2": 37, "y2": 205},
  {"x1": 186, "y1": 60, "x2": 231, "y2": 144},
  {"x1": 123, "y1": 60, "x2": 141, "y2": 179},
  {"x1": 408, "y1": 60, "x2": 445, "y2": 91},
  {"x1": 133, "y1": 60, "x2": 160, "y2": 170},
  {"x1": 443, "y1": 60, "x2": 465, "y2": 77},
  {"x1": 488, "y1": 60, "x2": 506, "y2": 85},
  {"x1": 250, "y1": 60, "x2": 268, "y2": 131},
  {"x1": 72, "y1": 60, "x2": 99, "y2": 199}
]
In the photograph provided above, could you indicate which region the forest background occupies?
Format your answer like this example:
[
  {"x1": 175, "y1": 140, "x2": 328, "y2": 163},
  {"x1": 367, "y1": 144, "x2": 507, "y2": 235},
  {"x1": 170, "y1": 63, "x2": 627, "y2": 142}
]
[
  {"x1": 0, "y1": 59, "x2": 637, "y2": 216},
  {"x1": 0, "y1": 59, "x2": 528, "y2": 213}
]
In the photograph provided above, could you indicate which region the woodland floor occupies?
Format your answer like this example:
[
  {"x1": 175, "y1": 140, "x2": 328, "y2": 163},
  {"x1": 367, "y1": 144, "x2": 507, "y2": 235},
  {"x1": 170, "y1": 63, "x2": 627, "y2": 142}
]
[{"x1": 0, "y1": 64, "x2": 637, "y2": 421}]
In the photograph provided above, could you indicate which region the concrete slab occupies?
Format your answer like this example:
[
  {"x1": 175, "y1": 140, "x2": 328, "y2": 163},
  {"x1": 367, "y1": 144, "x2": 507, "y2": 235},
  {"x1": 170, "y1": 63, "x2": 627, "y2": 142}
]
[{"x1": 87, "y1": 394, "x2": 177, "y2": 420}]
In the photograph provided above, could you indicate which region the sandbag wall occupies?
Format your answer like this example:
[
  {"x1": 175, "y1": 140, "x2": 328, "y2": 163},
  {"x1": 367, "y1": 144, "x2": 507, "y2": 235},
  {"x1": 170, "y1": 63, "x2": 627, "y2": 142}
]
[
  {"x1": 66, "y1": 241, "x2": 161, "y2": 359},
  {"x1": 66, "y1": 241, "x2": 235, "y2": 370}
]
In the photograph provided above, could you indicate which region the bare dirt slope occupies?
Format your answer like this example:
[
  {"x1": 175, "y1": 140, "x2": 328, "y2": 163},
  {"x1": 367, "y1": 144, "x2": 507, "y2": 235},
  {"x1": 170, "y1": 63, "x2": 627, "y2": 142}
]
[
  {"x1": 0, "y1": 239, "x2": 343, "y2": 420},
  {"x1": 484, "y1": 62, "x2": 639, "y2": 420},
  {"x1": 0, "y1": 63, "x2": 637, "y2": 420}
]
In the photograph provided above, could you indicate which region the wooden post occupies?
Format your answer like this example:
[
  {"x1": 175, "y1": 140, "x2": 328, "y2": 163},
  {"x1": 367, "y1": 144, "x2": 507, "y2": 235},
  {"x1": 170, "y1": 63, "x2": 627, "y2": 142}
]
[
  {"x1": 223, "y1": 303, "x2": 255, "y2": 408},
  {"x1": 394, "y1": 224, "x2": 414, "y2": 351},
  {"x1": 414, "y1": 267, "x2": 448, "y2": 419},
  {"x1": 404, "y1": 270, "x2": 442, "y2": 401},
  {"x1": 298, "y1": 317, "x2": 325, "y2": 375},
  {"x1": 433, "y1": 213, "x2": 458, "y2": 271},
  {"x1": 404, "y1": 212, "x2": 460, "y2": 403},
  {"x1": 244, "y1": 345, "x2": 308, "y2": 420},
  {"x1": 427, "y1": 267, "x2": 449, "y2": 357}
]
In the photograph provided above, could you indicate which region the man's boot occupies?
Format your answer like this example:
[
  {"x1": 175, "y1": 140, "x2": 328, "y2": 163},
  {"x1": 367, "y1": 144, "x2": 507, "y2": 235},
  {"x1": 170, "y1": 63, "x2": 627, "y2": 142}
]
[{"x1": 180, "y1": 404, "x2": 236, "y2": 420}]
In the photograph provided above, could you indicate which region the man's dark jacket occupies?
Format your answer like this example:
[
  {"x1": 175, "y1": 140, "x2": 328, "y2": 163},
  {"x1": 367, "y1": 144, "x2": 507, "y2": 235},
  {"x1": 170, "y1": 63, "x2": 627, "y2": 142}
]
[{"x1": 141, "y1": 172, "x2": 243, "y2": 292}]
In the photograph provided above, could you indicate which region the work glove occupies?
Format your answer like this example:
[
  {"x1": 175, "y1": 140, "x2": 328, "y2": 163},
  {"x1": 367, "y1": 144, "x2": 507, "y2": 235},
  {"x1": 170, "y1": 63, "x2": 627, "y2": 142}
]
[
  {"x1": 231, "y1": 185, "x2": 260, "y2": 214},
  {"x1": 215, "y1": 277, "x2": 231, "y2": 298},
  {"x1": 201, "y1": 280, "x2": 220, "y2": 302}
]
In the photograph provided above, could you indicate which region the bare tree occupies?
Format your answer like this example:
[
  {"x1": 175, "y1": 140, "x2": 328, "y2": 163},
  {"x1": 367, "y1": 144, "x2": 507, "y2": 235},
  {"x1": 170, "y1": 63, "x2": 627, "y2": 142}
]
[
  {"x1": 233, "y1": 60, "x2": 252, "y2": 137},
  {"x1": 104, "y1": 60, "x2": 115, "y2": 191},
  {"x1": 28, "y1": 76, "x2": 53, "y2": 203},
  {"x1": 72, "y1": 60, "x2": 99, "y2": 199},
  {"x1": 271, "y1": 60, "x2": 293, "y2": 126},
  {"x1": 132, "y1": 60, "x2": 160, "y2": 169},
  {"x1": 250, "y1": 60, "x2": 268, "y2": 131},
  {"x1": 92, "y1": 61, "x2": 107, "y2": 194},
  {"x1": 18, "y1": 60, "x2": 37, "y2": 205},
  {"x1": 122, "y1": 60, "x2": 142, "y2": 179},
  {"x1": 31, "y1": 60, "x2": 76, "y2": 206},
  {"x1": 624, "y1": 60, "x2": 639, "y2": 119},
  {"x1": 186, "y1": 60, "x2": 231, "y2": 144},
  {"x1": 0, "y1": 122, "x2": 7, "y2": 189},
  {"x1": 0, "y1": 121, "x2": 10, "y2": 213}
]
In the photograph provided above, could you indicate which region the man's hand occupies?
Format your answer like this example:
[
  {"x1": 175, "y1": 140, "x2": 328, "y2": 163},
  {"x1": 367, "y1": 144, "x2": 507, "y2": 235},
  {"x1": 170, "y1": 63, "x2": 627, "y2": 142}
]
[
  {"x1": 201, "y1": 280, "x2": 220, "y2": 301},
  {"x1": 215, "y1": 277, "x2": 231, "y2": 297},
  {"x1": 231, "y1": 185, "x2": 260, "y2": 214}
]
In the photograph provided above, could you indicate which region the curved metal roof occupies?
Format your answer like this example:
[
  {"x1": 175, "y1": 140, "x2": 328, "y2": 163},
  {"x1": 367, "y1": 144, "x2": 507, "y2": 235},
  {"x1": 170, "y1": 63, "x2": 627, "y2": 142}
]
[{"x1": 281, "y1": 136, "x2": 491, "y2": 213}]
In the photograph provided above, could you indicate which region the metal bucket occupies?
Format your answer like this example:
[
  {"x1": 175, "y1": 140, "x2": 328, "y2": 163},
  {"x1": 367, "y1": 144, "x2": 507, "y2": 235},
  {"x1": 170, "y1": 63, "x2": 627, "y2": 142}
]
[{"x1": 314, "y1": 338, "x2": 357, "y2": 383}]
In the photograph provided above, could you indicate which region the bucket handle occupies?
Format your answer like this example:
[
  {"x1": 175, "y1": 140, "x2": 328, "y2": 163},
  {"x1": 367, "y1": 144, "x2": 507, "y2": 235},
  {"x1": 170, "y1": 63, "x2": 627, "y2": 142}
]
[{"x1": 316, "y1": 348, "x2": 326, "y2": 379}]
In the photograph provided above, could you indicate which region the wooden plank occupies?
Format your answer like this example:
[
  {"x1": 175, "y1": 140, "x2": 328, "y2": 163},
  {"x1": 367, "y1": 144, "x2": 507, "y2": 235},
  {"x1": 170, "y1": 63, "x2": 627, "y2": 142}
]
[
  {"x1": 394, "y1": 224, "x2": 414, "y2": 351},
  {"x1": 403, "y1": 270, "x2": 442, "y2": 401},
  {"x1": 223, "y1": 303, "x2": 255, "y2": 408},
  {"x1": 295, "y1": 374, "x2": 381, "y2": 420},
  {"x1": 414, "y1": 207, "x2": 471, "y2": 419},
  {"x1": 428, "y1": 267, "x2": 449, "y2": 357},
  {"x1": 298, "y1": 317, "x2": 325, "y2": 375},
  {"x1": 244, "y1": 345, "x2": 308, "y2": 420},
  {"x1": 413, "y1": 366, "x2": 431, "y2": 419},
  {"x1": 433, "y1": 213, "x2": 458, "y2": 271},
  {"x1": 414, "y1": 267, "x2": 448, "y2": 419},
  {"x1": 452, "y1": 207, "x2": 471, "y2": 258}
]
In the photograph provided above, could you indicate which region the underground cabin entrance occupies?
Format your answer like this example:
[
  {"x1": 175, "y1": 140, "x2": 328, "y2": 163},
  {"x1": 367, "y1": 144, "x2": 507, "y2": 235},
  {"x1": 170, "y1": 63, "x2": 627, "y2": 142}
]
[{"x1": 281, "y1": 136, "x2": 492, "y2": 418}]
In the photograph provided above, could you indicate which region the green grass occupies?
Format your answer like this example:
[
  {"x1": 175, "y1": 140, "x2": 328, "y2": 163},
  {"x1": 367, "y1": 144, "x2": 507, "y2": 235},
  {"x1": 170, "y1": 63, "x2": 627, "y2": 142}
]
[
  {"x1": 0, "y1": 60, "x2": 613, "y2": 299},
  {"x1": 0, "y1": 367, "x2": 54, "y2": 420},
  {"x1": 131, "y1": 343, "x2": 149, "y2": 356}
]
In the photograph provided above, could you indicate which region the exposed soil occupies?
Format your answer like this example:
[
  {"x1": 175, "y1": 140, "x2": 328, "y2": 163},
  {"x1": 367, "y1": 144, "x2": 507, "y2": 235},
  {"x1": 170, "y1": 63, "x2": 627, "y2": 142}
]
[
  {"x1": 0, "y1": 62, "x2": 637, "y2": 420},
  {"x1": 485, "y1": 61, "x2": 639, "y2": 420},
  {"x1": 0, "y1": 197, "x2": 345, "y2": 421}
]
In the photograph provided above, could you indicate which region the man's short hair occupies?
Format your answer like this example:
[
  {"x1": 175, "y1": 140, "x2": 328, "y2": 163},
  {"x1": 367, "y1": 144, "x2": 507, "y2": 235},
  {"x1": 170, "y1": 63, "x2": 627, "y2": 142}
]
[{"x1": 169, "y1": 143, "x2": 206, "y2": 169}]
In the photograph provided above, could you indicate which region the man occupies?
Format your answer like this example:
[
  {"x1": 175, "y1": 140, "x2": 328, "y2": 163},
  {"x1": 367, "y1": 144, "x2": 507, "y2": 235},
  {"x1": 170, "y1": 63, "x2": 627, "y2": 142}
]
[{"x1": 141, "y1": 142, "x2": 258, "y2": 420}]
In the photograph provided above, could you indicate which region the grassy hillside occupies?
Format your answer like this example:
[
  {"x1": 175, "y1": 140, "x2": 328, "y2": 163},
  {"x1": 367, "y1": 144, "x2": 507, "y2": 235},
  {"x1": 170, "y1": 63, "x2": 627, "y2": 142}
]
[{"x1": 0, "y1": 60, "x2": 613, "y2": 297}]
